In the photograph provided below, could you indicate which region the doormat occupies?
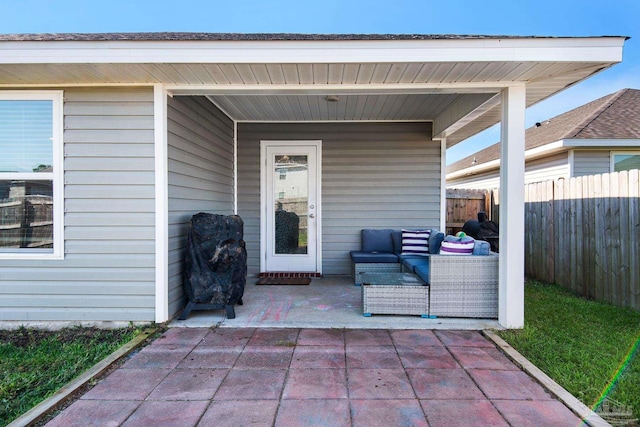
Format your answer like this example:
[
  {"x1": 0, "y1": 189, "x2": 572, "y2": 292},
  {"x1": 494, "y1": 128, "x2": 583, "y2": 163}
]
[{"x1": 255, "y1": 277, "x2": 312, "y2": 285}]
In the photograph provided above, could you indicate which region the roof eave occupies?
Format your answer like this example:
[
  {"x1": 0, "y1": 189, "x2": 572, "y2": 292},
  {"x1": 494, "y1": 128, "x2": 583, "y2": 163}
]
[{"x1": 0, "y1": 36, "x2": 626, "y2": 65}]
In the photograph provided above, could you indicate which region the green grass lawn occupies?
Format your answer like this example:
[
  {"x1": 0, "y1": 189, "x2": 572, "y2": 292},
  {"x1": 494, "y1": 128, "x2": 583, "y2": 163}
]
[
  {"x1": 497, "y1": 280, "x2": 640, "y2": 420},
  {"x1": 0, "y1": 326, "x2": 140, "y2": 425}
]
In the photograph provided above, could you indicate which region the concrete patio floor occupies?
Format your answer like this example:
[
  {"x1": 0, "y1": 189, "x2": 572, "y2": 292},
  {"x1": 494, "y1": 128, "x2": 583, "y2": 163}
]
[
  {"x1": 171, "y1": 276, "x2": 502, "y2": 330},
  {"x1": 44, "y1": 327, "x2": 589, "y2": 427},
  {"x1": 39, "y1": 277, "x2": 606, "y2": 426}
]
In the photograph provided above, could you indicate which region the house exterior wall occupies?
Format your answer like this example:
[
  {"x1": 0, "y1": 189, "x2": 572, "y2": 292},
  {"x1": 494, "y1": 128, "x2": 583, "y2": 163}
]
[
  {"x1": 237, "y1": 122, "x2": 439, "y2": 276},
  {"x1": 0, "y1": 87, "x2": 156, "y2": 322},
  {"x1": 167, "y1": 96, "x2": 235, "y2": 317},
  {"x1": 447, "y1": 152, "x2": 569, "y2": 189},
  {"x1": 572, "y1": 149, "x2": 612, "y2": 176}
]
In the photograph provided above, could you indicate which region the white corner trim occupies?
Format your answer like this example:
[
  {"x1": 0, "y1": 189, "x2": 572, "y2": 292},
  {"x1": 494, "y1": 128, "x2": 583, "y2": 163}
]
[
  {"x1": 568, "y1": 149, "x2": 575, "y2": 177},
  {"x1": 440, "y1": 139, "x2": 447, "y2": 232},
  {"x1": 154, "y1": 84, "x2": 169, "y2": 323}
]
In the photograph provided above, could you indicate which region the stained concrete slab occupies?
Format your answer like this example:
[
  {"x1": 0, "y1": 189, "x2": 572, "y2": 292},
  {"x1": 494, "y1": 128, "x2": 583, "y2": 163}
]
[
  {"x1": 44, "y1": 327, "x2": 592, "y2": 427},
  {"x1": 170, "y1": 276, "x2": 502, "y2": 330}
]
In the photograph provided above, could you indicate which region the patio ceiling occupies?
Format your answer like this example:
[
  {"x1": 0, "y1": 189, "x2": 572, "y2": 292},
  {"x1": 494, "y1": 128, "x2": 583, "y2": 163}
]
[{"x1": 0, "y1": 34, "x2": 626, "y2": 146}]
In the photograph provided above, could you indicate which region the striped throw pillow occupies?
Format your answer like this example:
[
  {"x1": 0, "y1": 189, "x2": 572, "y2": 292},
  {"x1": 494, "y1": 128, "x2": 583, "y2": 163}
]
[
  {"x1": 439, "y1": 236, "x2": 475, "y2": 256},
  {"x1": 401, "y1": 229, "x2": 431, "y2": 256}
]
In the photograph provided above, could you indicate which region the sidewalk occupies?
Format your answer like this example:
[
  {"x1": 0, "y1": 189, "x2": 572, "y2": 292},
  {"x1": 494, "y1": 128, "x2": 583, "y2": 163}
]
[{"x1": 44, "y1": 327, "x2": 586, "y2": 427}]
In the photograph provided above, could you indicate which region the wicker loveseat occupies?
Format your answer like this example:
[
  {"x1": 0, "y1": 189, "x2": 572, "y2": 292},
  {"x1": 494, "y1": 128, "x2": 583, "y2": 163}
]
[{"x1": 350, "y1": 229, "x2": 499, "y2": 318}]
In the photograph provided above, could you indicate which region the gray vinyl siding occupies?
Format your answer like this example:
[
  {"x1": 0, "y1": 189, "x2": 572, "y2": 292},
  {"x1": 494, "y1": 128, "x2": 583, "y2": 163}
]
[
  {"x1": 573, "y1": 150, "x2": 612, "y2": 177},
  {"x1": 167, "y1": 96, "x2": 235, "y2": 318},
  {"x1": 0, "y1": 87, "x2": 156, "y2": 322},
  {"x1": 237, "y1": 122, "x2": 439, "y2": 276}
]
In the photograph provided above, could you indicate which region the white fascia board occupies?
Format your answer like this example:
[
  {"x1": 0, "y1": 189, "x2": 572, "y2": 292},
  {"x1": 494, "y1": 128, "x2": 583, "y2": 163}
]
[
  {"x1": 446, "y1": 140, "x2": 565, "y2": 180},
  {"x1": 447, "y1": 158, "x2": 502, "y2": 180},
  {"x1": 563, "y1": 138, "x2": 640, "y2": 147},
  {"x1": 169, "y1": 83, "x2": 513, "y2": 96},
  {"x1": 0, "y1": 37, "x2": 626, "y2": 65}
]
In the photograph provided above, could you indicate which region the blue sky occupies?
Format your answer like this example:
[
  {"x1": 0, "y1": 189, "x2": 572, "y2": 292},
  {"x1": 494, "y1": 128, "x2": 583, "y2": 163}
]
[{"x1": 2, "y1": 0, "x2": 639, "y2": 164}]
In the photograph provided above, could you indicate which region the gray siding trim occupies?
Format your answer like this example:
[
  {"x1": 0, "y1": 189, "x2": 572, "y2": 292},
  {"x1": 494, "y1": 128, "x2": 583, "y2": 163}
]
[
  {"x1": 237, "y1": 122, "x2": 439, "y2": 276},
  {"x1": 0, "y1": 87, "x2": 156, "y2": 322},
  {"x1": 573, "y1": 150, "x2": 611, "y2": 177},
  {"x1": 167, "y1": 96, "x2": 235, "y2": 318}
]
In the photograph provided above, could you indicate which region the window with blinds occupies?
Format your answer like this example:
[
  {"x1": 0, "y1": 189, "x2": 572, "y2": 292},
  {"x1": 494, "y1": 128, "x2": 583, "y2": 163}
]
[{"x1": 0, "y1": 92, "x2": 63, "y2": 258}]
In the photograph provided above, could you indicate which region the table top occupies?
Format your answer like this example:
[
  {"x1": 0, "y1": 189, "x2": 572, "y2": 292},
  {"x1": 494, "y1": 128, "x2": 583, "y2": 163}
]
[{"x1": 361, "y1": 272, "x2": 427, "y2": 287}]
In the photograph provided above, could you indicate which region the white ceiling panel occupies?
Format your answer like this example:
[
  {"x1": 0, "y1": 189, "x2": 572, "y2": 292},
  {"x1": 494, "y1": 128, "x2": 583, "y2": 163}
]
[
  {"x1": 208, "y1": 93, "x2": 475, "y2": 122},
  {"x1": 0, "y1": 61, "x2": 610, "y2": 87}
]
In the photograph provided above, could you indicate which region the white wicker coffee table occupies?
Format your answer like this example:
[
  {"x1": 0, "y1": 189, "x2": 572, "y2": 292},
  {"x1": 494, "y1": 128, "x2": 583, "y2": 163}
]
[{"x1": 361, "y1": 272, "x2": 431, "y2": 317}]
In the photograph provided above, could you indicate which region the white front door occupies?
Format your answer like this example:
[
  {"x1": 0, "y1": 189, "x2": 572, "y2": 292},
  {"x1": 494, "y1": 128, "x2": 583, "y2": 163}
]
[{"x1": 261, "y1": 141, "x2": 321, "y2": 273}]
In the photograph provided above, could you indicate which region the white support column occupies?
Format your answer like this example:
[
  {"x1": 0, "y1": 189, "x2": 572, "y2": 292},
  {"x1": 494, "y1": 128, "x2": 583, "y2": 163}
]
[
  {"x1": 499, "y1": 85, "x2": 526, "y2": 328},
  {"x1": 440, "y1": 138, "x2": 447, "y2": 232},
  {"x1": 233, "y1": 120, "x2": 238, "y2": 215},
  {"x1": 154, "y1": 84, "x2": 169, "y2": 323}
]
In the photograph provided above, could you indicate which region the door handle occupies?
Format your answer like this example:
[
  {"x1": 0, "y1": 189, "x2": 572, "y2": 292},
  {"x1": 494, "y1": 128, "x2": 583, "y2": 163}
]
[{"x1": 309, "y1": 213, "x2": 315, "y2": 218}]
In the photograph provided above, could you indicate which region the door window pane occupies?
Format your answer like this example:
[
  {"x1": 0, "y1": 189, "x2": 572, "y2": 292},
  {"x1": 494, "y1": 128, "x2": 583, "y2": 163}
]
[{"x1": 274, "y1": 154, "x2": 308, "y2": 254}]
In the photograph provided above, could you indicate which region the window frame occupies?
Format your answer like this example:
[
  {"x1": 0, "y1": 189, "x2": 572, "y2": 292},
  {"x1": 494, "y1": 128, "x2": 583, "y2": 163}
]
[
  {"x1": 610, "y1": 150, "x2": 640, "y2": 174},
  {"x1": 0, "y1": 91, "x2": 64, "y2": 259}
]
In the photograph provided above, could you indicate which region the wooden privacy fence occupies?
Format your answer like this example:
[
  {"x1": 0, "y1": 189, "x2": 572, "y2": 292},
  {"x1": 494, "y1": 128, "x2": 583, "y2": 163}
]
[
  {"x1": 446, "y1": 189, "x2": 488, "y2": 235},
  {"x1": 525, "y1": 170, "x2": 640, "y2": 311},
  {"x1": 445, "y1": 188, "x2": 499, "y2": 235}
]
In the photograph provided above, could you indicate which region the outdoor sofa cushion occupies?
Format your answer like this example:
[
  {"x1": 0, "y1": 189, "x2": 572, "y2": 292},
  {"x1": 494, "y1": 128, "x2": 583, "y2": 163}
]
[
  {"x1": 392, "y1": 229, "x2": 444, "y2": 254},
  {"x1": 472, "y1": 239, "x2": 491, "y2": 255},
  {"x1": 400, "y1": 229, "x2": 431, "y2": 256},
  {"x1": 439, "y1": 235, "x2": 475, "y2": 255},
  {"x1": 401, "y1": 255, "x2": 430, "y2": 273},
  {"x1": 414, "y1": 264, "x2": 430, "y2": 283},
  {"x1": 361, "y1": 228, "x2": 395, "y2": 253},
  {"x1": 351, "y1": 228, "x2": 445, "y2": 266},
  {"x1": 429, "y1": 231, "x2": 445, "y2": 254},
  {"x1": 350, "y1": 251, "x2": 399, "y2": 263}
]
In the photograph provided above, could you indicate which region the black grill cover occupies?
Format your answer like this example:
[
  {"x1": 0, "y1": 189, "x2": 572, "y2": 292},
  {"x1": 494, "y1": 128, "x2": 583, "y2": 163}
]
[{"x1": 183, "y1": 213, "x2": 247, "y2": 305}]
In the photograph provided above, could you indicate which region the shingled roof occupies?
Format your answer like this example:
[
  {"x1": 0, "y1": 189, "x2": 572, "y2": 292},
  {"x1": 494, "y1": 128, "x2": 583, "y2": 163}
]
[{"x1": 447, "y1": 88, "x2": 640, "y2": 174}]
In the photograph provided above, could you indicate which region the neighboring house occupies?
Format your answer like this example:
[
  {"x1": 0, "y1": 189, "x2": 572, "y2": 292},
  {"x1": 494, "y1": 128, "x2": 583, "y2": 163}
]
[
  {"x1": 446, "y1": 88, "x2": 640, "y2": 189},
  {"x1": 0, "y1": 33, "x2": 627, "y2": 328}
]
